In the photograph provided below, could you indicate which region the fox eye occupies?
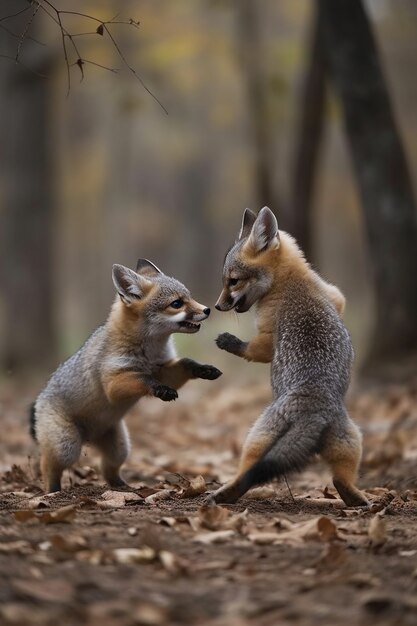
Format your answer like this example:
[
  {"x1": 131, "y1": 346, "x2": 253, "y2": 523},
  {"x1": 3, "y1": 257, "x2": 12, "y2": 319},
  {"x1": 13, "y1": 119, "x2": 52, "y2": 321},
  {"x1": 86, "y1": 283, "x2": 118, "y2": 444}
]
[
  {"x1": 229, "y1": 278, "x2": 239, "y2": 287},
  {"x1": 170, "y1": 299, "x2": 184, "y2": 309}
]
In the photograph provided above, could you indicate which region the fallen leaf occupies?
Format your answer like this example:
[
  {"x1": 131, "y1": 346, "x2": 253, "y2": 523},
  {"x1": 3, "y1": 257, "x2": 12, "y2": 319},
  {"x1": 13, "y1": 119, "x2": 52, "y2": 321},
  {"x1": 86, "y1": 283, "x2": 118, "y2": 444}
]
[
  {"x1": 98, "y1": 490, "x2": 142, "y2": 509},
  {"x1": 368, "y1": 513, "x2": 387, "y2": 548},
  {"x1": 315, "y1": 542, "x2": 348, "y2": 570},
  {"x1": 133, "y1": 603, "x2": 167, "y2": 625},
  {"x1": 159, "y1": 517, "x2": 178, "y2": 527},
  {"x1": 50, "y1": 534, "x2": 88, "y2": 553},
  {"x1": 244, "y1": 486, "x2": 276, "y2": 500},
  {"x1": 322, "y1": 486, "x2": 338, "y2": 499},
  {"x1": 193, "y1": 530, "x2": 235, "y2": 544},
  {"x1": 111, "y1": 547, "x2": 156, "y2": 565},
  {"x1": 198, "y1": 504, "x2": 248, "y2": 532},
  {"x1": 12, "y1": 578, "x2": 74, "y2": 603},
  {"x1": 14, "y1": 504, "x2": 77, "y2": 524},
  {"x1": 0, "y1": 541, "x2": 33, "y2": 555},
  {"x1": 145, "y1": 489, "x2": 174, "y2": 504},
  {"x1": 249, "y1": 516, "x2": 339, "y2": 545},
  {"x1": 158, "y1": 550, "x2": 189, "y2": 575},
  {"x1": 179, "y1": 475, "x2": 206, "y2": 498}
]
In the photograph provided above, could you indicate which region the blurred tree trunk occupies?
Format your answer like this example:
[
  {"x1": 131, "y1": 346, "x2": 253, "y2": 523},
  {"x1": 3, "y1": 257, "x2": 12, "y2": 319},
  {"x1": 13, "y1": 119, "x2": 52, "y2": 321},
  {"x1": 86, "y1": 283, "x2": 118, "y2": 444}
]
[
  {"x1": 290, "y1": 9, "x2": 325, "y2": 262},
  {"x1": 317, "y1": 0, "x2": 417, "y2": 378},
  {"x1": 235, "y1": 0, "x2": 280, "y2": 213},
  {"x1": 0, "y1": 13, "x2": 57, "y2": 372}
]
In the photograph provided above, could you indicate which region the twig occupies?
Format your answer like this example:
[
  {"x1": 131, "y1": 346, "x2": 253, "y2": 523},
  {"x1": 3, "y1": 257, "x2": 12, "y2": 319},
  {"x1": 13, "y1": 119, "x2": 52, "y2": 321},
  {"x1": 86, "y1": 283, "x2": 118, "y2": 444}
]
[
  {"x1": 0, "y1": 21, "x2": 45, "y2": 46},
  {"x1": 283, "y1": 473, "x2": 296, "y2": 504},
  {"x1": 16, "y1": 1, "x2": 41, "y2": 62},
  {"x1": 1, "y1": 0, "x2": 166, "y2": 111}
]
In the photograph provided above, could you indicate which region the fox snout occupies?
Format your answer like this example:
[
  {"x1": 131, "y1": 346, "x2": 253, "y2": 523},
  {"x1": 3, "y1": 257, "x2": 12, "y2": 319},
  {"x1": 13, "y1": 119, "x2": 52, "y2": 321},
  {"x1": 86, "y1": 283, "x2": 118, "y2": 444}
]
[
  {"x1": 215, "y1": 290, "x2": 234, "y2": 312},
  {"x1": 190, "y1": 304, "x2": 210, "y2": 321}
]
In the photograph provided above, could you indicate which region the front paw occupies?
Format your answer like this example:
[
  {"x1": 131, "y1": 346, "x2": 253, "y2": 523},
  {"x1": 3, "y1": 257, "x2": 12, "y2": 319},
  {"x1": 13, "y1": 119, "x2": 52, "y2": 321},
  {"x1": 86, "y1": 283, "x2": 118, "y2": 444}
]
[
  {"x1": 208, "y1": 484, "x2": 241, "y2": 505},
  {"x1": 216, "y1": 332, "x2": 246, "y2": 356},
  {"x1": 193, "y1": 364, "x2": 223, "y2": 380},
  {"x1": 153, "y1": 384, "x2": 178, "y2": 402}
]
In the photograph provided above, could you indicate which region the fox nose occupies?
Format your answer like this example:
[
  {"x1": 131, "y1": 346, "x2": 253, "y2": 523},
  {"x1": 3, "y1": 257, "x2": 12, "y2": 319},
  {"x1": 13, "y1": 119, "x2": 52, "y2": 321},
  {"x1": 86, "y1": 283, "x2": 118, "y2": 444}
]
[
  {"x1": 203, "y1": 307, "x2": 210, "y2": 316},
  {"x1": 215, "y1": 304, "x2": 221, "y2": 311}
]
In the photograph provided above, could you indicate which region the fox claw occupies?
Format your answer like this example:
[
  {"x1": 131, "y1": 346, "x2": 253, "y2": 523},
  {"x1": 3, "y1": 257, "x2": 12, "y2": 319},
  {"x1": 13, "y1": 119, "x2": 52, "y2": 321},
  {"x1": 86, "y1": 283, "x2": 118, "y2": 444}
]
[
  {"x1": 153, "y1": 384, "x2": 178, "y2": 402},
  {"x1": 195, "y1": 364, "x2": 222, "y2": 380},
  {"x1": 216, "y1": 332, "x2": 245, "y2": 356}
]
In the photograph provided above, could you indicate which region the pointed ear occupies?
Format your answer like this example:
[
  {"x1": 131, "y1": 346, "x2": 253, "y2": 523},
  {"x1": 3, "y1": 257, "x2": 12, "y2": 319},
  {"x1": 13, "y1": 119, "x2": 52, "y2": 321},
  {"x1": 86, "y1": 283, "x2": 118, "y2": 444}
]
[
  {"x1": 246, "y1": 206, "x2": 279, "y2": 254},
  {"x1": 135, "y1": 258, "x2": 162, "y2": 277},
  {"x1": 238, "y1": 208, "x2": 257, "y2": 240},
  {"x1": 112, "y1": 264, "x2": 152, "y2": 304}
]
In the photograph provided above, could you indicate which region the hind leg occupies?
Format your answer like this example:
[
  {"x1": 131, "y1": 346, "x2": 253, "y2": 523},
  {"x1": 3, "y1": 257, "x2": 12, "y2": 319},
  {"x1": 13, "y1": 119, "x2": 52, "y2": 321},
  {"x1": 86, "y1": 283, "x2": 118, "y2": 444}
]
[
  {"x1": 94, "y1": 421, "x2": 131, "y2": 487},
  {"x1": 37, "y1": 416, "x2": 82, "y2": 493},
  {"x1": 212, "y1": 431, "x2": 275, "y2": 504},
  {"x1": 321, "y1": 419, "x2": 369, "y2": 507}
]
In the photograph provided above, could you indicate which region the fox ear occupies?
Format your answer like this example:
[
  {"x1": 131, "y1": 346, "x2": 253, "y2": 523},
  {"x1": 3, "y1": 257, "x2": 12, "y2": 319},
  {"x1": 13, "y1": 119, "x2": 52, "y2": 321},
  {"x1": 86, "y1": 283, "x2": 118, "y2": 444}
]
[
  {"x1": 135, "y1": 258, "x2": 162, "y2": 277},
  {"x1": 112, "y1": 264, "x2": 152, "y2": 304},
  {"x1": 238, "y1": 208, "x2": 257, "y2": 240},
  {"x1": 246, "y1": 206, "x2": 279, "y2": 253}
]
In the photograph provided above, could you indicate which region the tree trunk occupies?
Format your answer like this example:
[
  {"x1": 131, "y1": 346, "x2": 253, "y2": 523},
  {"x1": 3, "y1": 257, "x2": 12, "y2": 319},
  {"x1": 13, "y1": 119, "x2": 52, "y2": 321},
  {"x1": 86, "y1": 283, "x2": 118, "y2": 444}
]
[
  {"x1": 290, "y1": 9, "x2": 325, "y2": 263},
  {"x1": 317, "y1": 0, "x2": 417, "y2": 376},
  {"x1": 235, "y1": 0, "x2": 280, "y2": 212},
  {"x1": 0, "y1": 8, "x2": 57, "y2": 373}
]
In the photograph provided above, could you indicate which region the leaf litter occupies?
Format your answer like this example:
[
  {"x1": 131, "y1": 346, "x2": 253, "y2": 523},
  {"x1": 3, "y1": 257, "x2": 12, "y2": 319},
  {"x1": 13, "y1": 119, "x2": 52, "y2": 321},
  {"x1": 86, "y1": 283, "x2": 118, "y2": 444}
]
[{"x1": 1, "y1": 379, "x2": 417, "y2": 625}]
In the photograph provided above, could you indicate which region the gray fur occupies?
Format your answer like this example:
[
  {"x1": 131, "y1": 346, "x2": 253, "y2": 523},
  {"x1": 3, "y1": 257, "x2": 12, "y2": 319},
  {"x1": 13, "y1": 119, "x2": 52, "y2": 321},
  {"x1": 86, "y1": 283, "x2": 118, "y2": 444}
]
[
  {"x1": 213, "y1": 207, "x2": 367, "y2": 506},
  {"x1": 33, "y1": 264, "x2": 218, "y2": 491}
]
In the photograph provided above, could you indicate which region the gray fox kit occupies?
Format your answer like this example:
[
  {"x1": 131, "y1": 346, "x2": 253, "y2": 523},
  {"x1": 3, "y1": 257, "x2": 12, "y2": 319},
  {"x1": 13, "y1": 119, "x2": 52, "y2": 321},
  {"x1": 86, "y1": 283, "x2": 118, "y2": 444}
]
[
  {"x1": 210, "y1": 206, "x2": 368, "y2": 507},
  {"x1": 32, "y1": 259, "x2": 222, "y2": 492}
]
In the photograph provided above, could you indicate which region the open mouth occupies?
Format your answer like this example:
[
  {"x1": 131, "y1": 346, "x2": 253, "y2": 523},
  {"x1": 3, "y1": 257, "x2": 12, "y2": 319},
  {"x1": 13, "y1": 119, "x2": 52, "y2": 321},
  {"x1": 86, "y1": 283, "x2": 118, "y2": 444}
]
[
  {"x1": 179, "y1": 320, "x2": 201, "y2": 332},
  {"x1": 234, "y1": 295, "x2": 248, "y2": 313}
]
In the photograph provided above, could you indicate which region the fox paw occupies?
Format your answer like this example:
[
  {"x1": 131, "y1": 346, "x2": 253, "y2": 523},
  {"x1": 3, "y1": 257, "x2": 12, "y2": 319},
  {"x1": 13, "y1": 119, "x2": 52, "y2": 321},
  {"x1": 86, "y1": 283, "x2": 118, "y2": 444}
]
[
  {"x1": 194, "y1": 364, "x2": 223, "y2": 380},
  {"x1": 153, "y1": 384, "x2": 178, "y2": 402},
  {"x1": 216, "y1": 332, "x2": 245, "y2": 356},
  {"x1": 208, "y1": 484, "x2": 241, "y2": 505}
]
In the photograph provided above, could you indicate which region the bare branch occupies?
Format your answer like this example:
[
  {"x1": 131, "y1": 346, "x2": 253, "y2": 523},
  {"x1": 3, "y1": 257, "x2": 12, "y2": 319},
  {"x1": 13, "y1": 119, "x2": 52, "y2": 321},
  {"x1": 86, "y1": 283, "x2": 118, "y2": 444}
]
[
  {"x1": 1, "y1": 0, "x2": 166, "y2": 112},
  {"x1": 16, "y1": 1, "x2": 41, "y2": 63}
]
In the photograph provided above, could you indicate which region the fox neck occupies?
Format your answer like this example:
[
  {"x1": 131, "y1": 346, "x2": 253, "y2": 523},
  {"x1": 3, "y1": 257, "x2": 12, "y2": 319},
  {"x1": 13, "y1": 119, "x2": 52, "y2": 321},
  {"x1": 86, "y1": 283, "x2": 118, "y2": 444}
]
[
  {"x1": 255, "y1": 231, "x2": 310, "y2": 328},
  {"x1": 106, "y1": 297, "x2": 169, "y2": 351}
]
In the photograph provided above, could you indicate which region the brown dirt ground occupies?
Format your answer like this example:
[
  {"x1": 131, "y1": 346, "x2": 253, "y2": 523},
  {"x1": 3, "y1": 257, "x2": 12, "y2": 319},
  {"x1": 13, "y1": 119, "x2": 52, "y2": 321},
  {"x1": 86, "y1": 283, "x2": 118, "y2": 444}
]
[{"x1": 1, "y1": 377, "x2": 417, "y2": 626}]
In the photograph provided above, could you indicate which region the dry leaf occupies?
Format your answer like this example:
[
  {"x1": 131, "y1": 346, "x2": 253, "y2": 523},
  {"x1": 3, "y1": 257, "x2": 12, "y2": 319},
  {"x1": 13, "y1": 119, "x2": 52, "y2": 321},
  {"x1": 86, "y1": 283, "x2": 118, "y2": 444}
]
[
  {"x1": 315, "y1": 542, "x2": 348, "y2": 570},
  {"x1": 50, "y1": 534, "x2": 88, "y2": 553},
  {"x1": 159, "y1": 517, "x2": 178, "y2": 527},
  {"x1": 368, "y1": 513, "x2": 387, "y2": 548},
  {"x1": 12, "y1": 578, "x2": 74, "y2": 603},
  {"x1": 322, "y1": 486, "x2": 338, "y2": 499},
  {"x1": 198, "y1": 504, "x2": 248, "y2": 532},
  {"x1": 14, "y1": 504, "x2": 77, "y2": 524},
  {"x1": 244, "y1": 486, "x2": 276, "y2": 500},
  {"x1": 111, "y1": 547, "x2": 156, "y2": 565},
  {"x1": 158, "y1": 550, "x2": 189, "y2": 575},
  {"x1": 133, "y1": 603, "x2": 167, "y2": 625},
  {"x1": 249, "y1": 516, "x2": 339, "y2": 545},
  {"x1": 98, "y1": 490, "x2": 142, "y2": 509},
  {"x1": 145, "y1": 489, "x2": 174, "y2": 504},
  {"x1": 193, "y1": 530, "x2": 235, "y2": 544},
  {"x1": 0, "y1": 541, "x2": 33, "y2": 555},
  {"x1": 179, "y1": 475, "x2": 206, "y2": 498}
]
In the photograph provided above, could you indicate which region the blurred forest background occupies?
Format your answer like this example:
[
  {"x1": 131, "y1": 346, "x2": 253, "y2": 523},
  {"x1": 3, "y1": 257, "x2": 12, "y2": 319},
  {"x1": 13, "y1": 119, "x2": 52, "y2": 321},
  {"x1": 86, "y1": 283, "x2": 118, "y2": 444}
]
[{"x1": 1, "y1": 0, "x2": 417, "y2": 383}]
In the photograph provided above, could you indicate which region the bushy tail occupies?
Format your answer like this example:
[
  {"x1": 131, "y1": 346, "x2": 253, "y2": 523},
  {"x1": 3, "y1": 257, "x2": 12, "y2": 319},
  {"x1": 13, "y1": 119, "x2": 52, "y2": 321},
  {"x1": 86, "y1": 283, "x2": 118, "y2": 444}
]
[
  {"x1": 237, "y1": 417, "x2": 329, "y2": 496},
  {"x1": 29, "y1": 402, "x2": 37, "y2": 441}
]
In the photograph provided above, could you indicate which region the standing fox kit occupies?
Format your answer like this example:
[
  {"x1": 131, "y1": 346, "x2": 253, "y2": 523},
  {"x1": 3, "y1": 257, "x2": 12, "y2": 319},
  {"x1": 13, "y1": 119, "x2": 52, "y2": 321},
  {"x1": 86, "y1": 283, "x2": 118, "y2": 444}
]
[
  {"x1": 211, "y1": 206, "x2": 368, "y2": 507},
  {"x1": 32, "y1": 260, "x2": 221, "y2": 492}
]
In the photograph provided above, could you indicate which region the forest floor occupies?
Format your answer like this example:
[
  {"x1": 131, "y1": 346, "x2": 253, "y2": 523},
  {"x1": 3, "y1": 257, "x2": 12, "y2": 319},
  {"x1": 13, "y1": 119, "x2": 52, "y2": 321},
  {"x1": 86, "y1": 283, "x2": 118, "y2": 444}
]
[{"x1": 1, "y1": 376, "x2": 417, "y2": 626}]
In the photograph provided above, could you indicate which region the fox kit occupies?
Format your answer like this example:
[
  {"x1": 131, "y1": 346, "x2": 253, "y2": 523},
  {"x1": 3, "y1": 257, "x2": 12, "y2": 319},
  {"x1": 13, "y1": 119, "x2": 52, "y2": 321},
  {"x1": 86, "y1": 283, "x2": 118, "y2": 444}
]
[
  {"x1": 211, "y1": 207, "x2": 368, "y2": 507},
  {"x1": 32, "y1": 260, "x2": 222, "y2": 492}
]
